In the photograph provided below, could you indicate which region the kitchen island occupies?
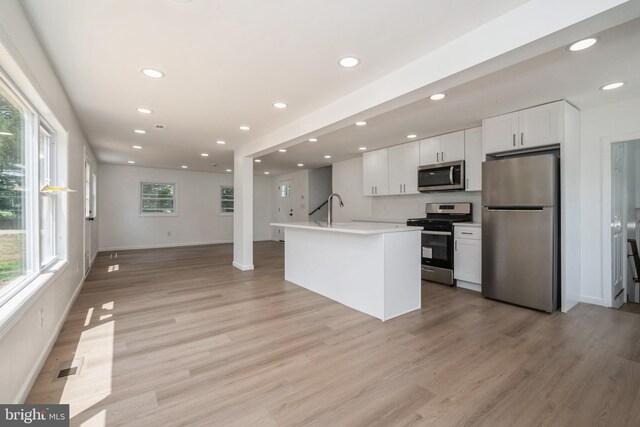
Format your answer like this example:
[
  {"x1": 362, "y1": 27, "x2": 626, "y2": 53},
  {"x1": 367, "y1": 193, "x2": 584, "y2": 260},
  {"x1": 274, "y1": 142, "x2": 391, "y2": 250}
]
[{"x1": 270, "y1": 221, "x2": 422, "y2": 321}]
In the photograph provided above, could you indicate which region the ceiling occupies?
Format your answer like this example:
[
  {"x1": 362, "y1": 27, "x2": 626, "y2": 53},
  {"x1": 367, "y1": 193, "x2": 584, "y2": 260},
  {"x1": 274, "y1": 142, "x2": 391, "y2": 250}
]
[
  {"x1": 258, "y1": 18, "x2": 640, "y2": 175},
  {"x1": 21, "y1": 0, "x2": 531, "y2": 173}
]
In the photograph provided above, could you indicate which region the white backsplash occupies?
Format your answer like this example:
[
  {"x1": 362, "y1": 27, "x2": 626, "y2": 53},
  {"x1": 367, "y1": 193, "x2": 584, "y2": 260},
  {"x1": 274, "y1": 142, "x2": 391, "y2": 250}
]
[{"x1": 371, "y1": 191, "x2": 482, "y2": 222}]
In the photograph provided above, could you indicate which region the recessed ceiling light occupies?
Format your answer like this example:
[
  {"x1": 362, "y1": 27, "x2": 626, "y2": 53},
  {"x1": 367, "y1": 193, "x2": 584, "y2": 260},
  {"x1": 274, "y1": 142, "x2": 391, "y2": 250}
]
[
  {"x1": 0, "y1": 132, "x2": 13, "y2": 136},
  {"x1": 355, "y1": 121, "x2": 367, "y2": 126},
  {"x1": 601, "y1": 82, "x2": 624, "y2": 91},
  {"x1": 339, "y1": 56, "x2": 360, "y2": 68},
  {"x1": 568, "y1": 37, "x2": 598, "y2": 52},
  {"x1": 430, "y1": 93, "x2": 446, "y2": 101},
  {"x1": 279, "y1": 149, "x2": 287, "y2": 153},
  {"x1": 216, "y1": 140, "x2": 226, "y2": 145},
  {"x1": 358, "y1": 147, "x2": 367, "y2": 151},
  {"x1": 254, "y1": 159, "x2": 262, "y2": 163},
  {"x1": 132, "y1": 145, "x2": 142, "y2": 149},
  {"x1": 137, "y1": 108, "x2": 153, "y2": 114},
  {"x1": 407, "y1": 134, "x2": 417, "y2": 139},
  {"x1": 308, "y1": 138, "x2": 318, "y2": 143},
  {"x1": 181, "y1": 165, "x2": 188, "y2": 169},
  {"x1": 298, "y1": 163, "x2": 304, "y2": 167},
  {"x1": 134, "y1": 129, "x2": 146, "y2": 134},
  {"x1": 128, "y1": 160, "x2": 135, "y2": 164},
  {"x1": 239, "y1": 125, "x2": 250, "y2": 131},
  {"x1": 264, "y1": 171, "x2": 270, "y2": 175},
  {"x1": 201, "y1": 153, "x2": 209, "y2": 157},
  {"x1": 226, "y1": 169, "x2": 232, "y2": 172},
  {"x1": 324, "y1": 155, "x2": 331, "y2": 159},
  {"x1": 273, "y1": 102, "x2": 288, "y2": 109},
  {"x1": 141, "y1": 68, "x2": 164, "y2": 79}
]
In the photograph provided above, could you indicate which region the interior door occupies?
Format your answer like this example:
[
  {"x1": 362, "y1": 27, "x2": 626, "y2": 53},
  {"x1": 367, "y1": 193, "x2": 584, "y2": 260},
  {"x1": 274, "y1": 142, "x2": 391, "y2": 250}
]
[
  {"x1": 276, "y1": 179, "x2": 294, "y2": 241},
  {"x1": 611, "y1": 143, "x2": 625, "y2": 307},
  {"x1": 83, "y1": 153, "x2": 92, "y2": 274}
]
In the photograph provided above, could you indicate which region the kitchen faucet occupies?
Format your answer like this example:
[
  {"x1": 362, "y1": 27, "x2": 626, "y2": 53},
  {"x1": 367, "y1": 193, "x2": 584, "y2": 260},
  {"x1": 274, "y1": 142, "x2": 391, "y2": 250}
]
[{"x1": 327, "y1": 193, "x2": 344, "y2": 227}]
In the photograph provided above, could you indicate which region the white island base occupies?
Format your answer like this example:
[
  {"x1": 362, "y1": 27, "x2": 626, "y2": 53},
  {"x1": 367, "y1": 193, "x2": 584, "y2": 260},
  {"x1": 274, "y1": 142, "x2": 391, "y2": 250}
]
[{"x1": 272, "y1": 222, "x2": 421, "y2": 321}]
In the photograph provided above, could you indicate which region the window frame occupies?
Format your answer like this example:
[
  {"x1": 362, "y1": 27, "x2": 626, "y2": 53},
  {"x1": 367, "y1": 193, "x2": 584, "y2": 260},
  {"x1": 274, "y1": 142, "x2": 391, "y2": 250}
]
[
  {"x1": 0, "y1": 71, "x2": 61, "y2": 309},
  {"x1": 139, "y1": 181, "x2": 178, "y2": 217},
  {"x1": 38, "y1": 122, "x2": 58, "y2": 270},
  {"x1": 220, "y1": 185, "x2": 234, "y2": 216}
]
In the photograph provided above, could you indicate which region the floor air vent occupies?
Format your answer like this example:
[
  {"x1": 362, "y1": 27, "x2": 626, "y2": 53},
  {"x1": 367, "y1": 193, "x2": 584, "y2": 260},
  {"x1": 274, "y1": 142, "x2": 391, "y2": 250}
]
[{"x1": 56, "y1": 358, "x2": 82, "y2": 379}]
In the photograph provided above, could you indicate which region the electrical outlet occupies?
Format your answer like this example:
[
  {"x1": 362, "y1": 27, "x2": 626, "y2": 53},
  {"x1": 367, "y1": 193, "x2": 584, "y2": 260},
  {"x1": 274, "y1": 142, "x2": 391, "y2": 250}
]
[
  {"x1": 76, "y1": 262, "x2": 80, "y2": 272},
  {"x1": 39, "y1": 308, "x2": 44, "y2": 328},
  {"x1": 167, "y1": 231, "x2": 172, "y2": 237}
]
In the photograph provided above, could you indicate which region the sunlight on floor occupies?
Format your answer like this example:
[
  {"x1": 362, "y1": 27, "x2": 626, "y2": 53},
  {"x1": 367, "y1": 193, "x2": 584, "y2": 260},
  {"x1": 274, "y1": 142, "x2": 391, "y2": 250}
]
[{"x1": 80, "y1": 409, "x2": 106, "y2": 427}]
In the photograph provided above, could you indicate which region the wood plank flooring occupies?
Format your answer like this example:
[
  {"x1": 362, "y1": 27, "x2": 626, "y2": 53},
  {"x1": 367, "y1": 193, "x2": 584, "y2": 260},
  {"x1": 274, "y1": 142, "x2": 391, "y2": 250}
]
[{"x1": 26, "y1": 242, "x2": 640, "y2": 426}]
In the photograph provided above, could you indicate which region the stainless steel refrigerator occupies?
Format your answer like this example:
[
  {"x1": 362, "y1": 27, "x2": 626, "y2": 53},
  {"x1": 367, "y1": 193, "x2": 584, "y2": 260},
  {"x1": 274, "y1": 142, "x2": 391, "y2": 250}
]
[{"x1": 482, "y1": 154, "x2": 559, "y2": 312}]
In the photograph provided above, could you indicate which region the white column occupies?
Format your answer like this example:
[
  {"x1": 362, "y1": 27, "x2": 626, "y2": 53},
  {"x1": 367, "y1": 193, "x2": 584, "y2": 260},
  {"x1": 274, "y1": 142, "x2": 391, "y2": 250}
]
[{"x1": 233, "y1": 152, "x2": 254, "y2": 270}]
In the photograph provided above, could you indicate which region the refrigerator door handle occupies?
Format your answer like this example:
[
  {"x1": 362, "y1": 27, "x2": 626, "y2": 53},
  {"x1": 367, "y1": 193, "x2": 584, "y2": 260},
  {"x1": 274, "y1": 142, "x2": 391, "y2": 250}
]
[{"x1": 485, "y1": 207, "x2": 546, "y2": 212}]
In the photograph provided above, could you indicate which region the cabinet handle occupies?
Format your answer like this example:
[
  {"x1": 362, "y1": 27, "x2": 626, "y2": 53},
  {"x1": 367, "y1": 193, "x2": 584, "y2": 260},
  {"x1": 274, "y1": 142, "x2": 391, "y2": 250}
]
[
  {"x1": 512, "y1": 134, "x2": 516, "y2": 147},
  {"x1": 466, "y1": 178, "x2": 469, "y2": 189},
  {"x1": 372, "y1": 186, "x2": 374, "y2": 195},
  {"x1": 400, "y1": 184, "x2": 402, "y2": 193},
  {"x1": 437, "y1": 152, "x2": 439, "y2": 162},
  {"x1": 403, "y1": 184, "x2": 406, "y2": 193},
  {"x1": 455, "y1": 240, "x2": 458, "y2": 251},
  {"x1": 520, "y1": 132, "x2": 524, "y2": 146},
  {"x1": 442, "y1": 151, "x2": 445, "y2": 161},
  {"x1": 375, "y1": 186, "x2": 377, "y2": 194}
]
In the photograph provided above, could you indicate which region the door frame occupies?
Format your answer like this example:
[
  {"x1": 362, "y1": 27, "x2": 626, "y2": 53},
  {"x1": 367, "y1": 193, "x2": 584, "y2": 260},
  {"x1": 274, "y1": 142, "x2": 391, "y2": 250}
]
[{"x1": 601, "y1": 131, "x2": 640, "y2": 308}]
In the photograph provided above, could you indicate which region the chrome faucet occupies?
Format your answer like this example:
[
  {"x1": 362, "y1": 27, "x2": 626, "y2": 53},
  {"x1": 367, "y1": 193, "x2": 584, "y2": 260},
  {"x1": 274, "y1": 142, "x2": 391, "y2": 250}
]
[{"x1": 327, "y1": 193, "x2": 344, "y2": 227}]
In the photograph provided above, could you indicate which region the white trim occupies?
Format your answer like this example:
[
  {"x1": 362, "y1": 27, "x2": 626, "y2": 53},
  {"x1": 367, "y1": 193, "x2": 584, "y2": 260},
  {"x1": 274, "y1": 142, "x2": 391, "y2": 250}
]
[
  {"x1": 14, "y1": 273, "x2": 85, "y2": 403},
  {"x1": 580, "y1": 295, "x2": 606, "y2": 306},
  {"x1": 456, "y1": 280, "x2": 481, "y2": 293},
  {"x1": 601, "y1": 130, "x2": 640, "y2": 308},
  {"x1": 233, "y1": 261, "x2": 255, "y2": 271},
  {"x1": 98, "y1": 240, "x2": 233, "y2": 252}
]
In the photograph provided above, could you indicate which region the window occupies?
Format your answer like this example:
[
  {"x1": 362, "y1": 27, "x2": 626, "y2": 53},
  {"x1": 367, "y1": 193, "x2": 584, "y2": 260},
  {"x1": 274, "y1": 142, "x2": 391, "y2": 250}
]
[
  {"x1": 140, "y1": 182, "x2": 176, "y2": 214},
  {"x1": 39, "y1": 125, "x2": 56, "y2": 266},
  {"x1": 0, "y1": 73, "x2": 60, "y2": 306},
  {"x1": 220, "y1": 186, "x2": 234, "y2": 214},
  {"x1": 84, "y1": 160, "x2": 91, "y2": 218}
]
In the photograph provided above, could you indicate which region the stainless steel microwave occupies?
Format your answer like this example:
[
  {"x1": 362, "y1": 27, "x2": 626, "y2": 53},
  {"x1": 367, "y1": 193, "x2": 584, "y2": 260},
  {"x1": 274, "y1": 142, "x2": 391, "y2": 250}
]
[{"x1": 418, "y1": 160, "x2": 465, "y2": 192}]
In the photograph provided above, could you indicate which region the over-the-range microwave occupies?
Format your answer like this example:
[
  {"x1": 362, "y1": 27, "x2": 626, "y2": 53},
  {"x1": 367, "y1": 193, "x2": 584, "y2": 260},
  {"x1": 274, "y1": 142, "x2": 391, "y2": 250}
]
[{"x1": 418, "y1": 160, "x2": 465, "y2": 192}]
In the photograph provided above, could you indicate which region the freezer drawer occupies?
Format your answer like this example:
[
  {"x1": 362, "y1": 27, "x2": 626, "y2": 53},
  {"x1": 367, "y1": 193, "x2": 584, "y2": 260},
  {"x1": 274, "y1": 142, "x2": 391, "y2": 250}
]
[
  {"x1": 482, "y1": 154, "x2": 558, "y2": 207},
  {"x1": 481, "y1": 207, "x2": 557, "y2": 312}
]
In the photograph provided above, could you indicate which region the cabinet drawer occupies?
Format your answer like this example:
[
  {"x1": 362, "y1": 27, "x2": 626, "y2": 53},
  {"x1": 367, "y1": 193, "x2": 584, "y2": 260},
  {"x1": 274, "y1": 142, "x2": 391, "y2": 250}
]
[{"x1": 454, "y1": 226, "x2": 481, "y2": 240}]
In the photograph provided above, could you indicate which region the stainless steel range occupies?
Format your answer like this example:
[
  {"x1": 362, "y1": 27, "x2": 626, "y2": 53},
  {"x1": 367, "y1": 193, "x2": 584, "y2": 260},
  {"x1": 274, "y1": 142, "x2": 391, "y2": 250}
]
[{"x1": 406, "y1": 203, "x2": 472, "y2": 285}]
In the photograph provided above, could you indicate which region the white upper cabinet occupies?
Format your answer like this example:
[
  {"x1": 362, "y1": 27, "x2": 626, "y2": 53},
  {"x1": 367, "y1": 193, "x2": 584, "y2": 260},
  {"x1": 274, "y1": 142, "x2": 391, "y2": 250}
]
[
  {"x1": 464, "y1": 127, "x2": 482, "y2": 191},
  {"x1": 483, "y1": 101, "x2": 564, "y2": 155},
  {"x1": 388, "y1": 141, "x2": 419, "y2": 195},
  {"x1": 419, "y1": 131, "x2": 465, "y2": 165},
  {"x1": 362, "y1": 148, "x2": 389, "y2": 196}
]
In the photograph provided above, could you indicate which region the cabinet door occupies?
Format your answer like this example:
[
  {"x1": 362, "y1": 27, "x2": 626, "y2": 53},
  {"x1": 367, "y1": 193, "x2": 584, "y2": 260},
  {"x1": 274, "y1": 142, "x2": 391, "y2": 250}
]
[
  {"x1": 483, "y1": 112, "x2": 519, "y2": 155},
  {"x1": 419, "y1": 137, "x2": 441, "y2": 165},
  {"x1": 387, "y1": 145, "x2": 404, "y2": 195},
  {"x1": 454, "y1": 238, "x2": 482, "y2": 284},
  {"x1": 375, "y1": 148, "x2": 389, "y2": 195},
  {"x1": 464, "y1": 127, "x2": 482, "y2": 191},
  {"x1": 441, "y1": 131, "x2": 465, "y2": 162},
  {"x1": 362, "y1": 151, "x2": 376, "y2": 196},
  {"x1": 518, "y1": 102, "x2": 562, "y2": 148},
  {"x1": 403, "y1": 141, "x2": 420, "y2": 194}
]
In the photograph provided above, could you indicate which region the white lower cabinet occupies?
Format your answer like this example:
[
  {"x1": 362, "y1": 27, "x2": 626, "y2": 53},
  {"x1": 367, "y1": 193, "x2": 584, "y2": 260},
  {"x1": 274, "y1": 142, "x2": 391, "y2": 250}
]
[{"x1": 454, "y1": 225, "x2": 481, "y2": 292}]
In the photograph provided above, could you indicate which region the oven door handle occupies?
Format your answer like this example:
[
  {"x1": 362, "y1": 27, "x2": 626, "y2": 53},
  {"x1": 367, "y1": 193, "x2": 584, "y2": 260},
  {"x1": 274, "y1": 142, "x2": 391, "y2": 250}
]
[
  {"x1": 421, "y1": 230, "x2": 452, "y2": 236},
  {"x1": 449, "y1": 166, "x2": 454, "y2": 185}
]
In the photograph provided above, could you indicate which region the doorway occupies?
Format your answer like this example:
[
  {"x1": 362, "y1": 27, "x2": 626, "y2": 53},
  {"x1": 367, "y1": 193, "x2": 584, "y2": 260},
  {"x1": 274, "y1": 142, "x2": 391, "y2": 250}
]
[
  {"x1": 275, "y1": 179, "x2": 294, "y2": 241},
  {"x1": 610, "y1": 140, "x2": 640, "y2": 310}
]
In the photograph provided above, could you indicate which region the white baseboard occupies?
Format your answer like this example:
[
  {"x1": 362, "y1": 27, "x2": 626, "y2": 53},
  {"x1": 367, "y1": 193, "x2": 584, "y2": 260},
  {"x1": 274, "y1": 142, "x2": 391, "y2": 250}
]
[
  {"x1": 14, "y1": 267, "x2": 89, "y2": 403},
  {"x1": 579, "y1": 295, "x2": 606, "y2": 307},
  {"x1": 98, "y1": 240, "x2": 234, "y2": 252},
  {"x1": 232, "y1": 261, "x2": 254, "y2": 271},
  {"x1": 457, "y1": 280, "x2": 481, "y2": 293}
]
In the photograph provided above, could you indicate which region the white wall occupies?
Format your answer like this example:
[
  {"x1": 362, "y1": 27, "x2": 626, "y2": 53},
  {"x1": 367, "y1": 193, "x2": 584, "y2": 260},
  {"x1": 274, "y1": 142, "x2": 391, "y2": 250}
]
[
  {"x1": 0, "y1": 0, "x2": 97, "y2": 403},
  {"x1": 580, "y1": 96, "x2": 640, "y2": 306},
  {"x1": 332, "y1": 157, "x2": 372, "y2": 223},
  {"x1": 98, "y1": 165, "x2": 273, "y2": 250}
]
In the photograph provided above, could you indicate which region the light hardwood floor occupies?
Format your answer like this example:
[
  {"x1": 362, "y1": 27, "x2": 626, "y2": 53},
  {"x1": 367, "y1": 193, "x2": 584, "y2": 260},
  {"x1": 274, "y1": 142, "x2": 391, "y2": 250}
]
[{"x1": 27, "y1": 242, "x2": 640, "y2": 426}]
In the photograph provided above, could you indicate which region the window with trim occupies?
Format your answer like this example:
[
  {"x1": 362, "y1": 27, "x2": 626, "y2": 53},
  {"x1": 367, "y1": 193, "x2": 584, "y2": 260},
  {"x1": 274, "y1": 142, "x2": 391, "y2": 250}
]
[
  {"x1": 140, "y1": 182, "x2": 176, "y2": 214},
  {"x1": 0, "y1": 74, "x2": 60, "y2": 306},
  {"x1": 220, "y1": 186, "x2": 234, "y2": 214}
]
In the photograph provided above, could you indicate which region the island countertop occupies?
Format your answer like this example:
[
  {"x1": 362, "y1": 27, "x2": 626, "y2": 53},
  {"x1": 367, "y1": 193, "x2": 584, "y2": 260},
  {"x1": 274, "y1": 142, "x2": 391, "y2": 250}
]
[{"x1": 270, "y1": 221, "x2": 422, "y2": 235}]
